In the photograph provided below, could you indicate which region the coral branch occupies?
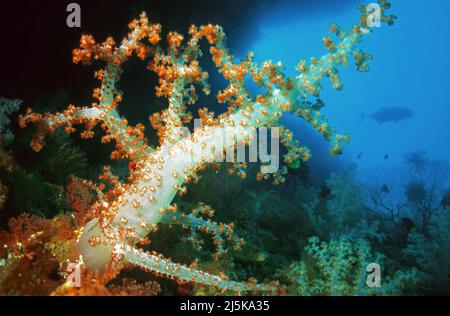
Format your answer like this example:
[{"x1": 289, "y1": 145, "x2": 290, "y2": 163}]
[
  {"x1": 159, "y1": 204, "x2": 244, "y2": 256},
  {"x1": 120, "y1": 244, "x2": 280, "y2": 294}
]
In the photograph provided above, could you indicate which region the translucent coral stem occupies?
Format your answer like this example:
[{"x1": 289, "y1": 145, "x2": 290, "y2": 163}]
[
  {"x1": 121, "y1": 244, "x2": 279, "y2": 294},
  {"x1": 159, "y1": 209, "x2": 242, "y2": 255}
]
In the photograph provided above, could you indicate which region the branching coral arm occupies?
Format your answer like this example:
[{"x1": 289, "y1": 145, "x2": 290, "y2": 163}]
[
  {"x1": 20, "y1": 13, "x2": 157, "y2": 161},
  {"x1": 120, "y1": 244, "x2": 279, "y2": 293},
  {"x1": 19, "y1": 106, "x2": 102, "y2": 151},
  {"x1": 158, "y1": 204, "x2": 244, "y2": 256}
]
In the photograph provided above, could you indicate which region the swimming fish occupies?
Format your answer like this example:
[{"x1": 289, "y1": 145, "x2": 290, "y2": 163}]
[{"x1": 360, "y1": 107, "x2": 413, "y2": 124}]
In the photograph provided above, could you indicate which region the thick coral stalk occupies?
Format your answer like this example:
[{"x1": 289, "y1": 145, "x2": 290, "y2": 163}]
[{"x1": 77, "y1": 85, "x2": 297, "y2": 269}]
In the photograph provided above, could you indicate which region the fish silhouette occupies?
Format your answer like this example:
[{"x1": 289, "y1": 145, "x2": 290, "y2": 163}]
[
  {"x1": 380, "y1": 184, "x2": 390, "y2": 194},
  {"x1": 360, "y1": 107, "x2": 413, "y2": 124}
]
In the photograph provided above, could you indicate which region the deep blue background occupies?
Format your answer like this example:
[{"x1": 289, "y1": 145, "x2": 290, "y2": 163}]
[{"x1": 245, "y1": 1, "x2": 450, "y2": 176}]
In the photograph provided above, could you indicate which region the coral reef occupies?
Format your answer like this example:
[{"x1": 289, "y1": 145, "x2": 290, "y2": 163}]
[
  {"x1": 282, "y1": 236, "x2": 422, "y2": 296},
  {"x1": 1, "y1": 1, "x2": 397, "y2": 294}
]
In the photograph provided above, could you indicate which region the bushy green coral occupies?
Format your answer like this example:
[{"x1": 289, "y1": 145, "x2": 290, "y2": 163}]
[
  {"x1": 282, "y1": 236, "x2": 421, "y2": 296},
  {"x1": 0, "y1": 98, "x2": 21, "y2": 144},
  {"x1": 299, "y1": 167, "x2": 371, "y2": 240},
  {"x1": 401, "y1": 207, "x2": 450, "y2": 295},
  {"x1": 324, "y1": 169, "x2": 367, "y2": 234},
  {"x1": 283, "y1": 236, "x2": 379, "y2": 295},
  {"x1": 0, "y1": 93, "x2": 91, "y2": 218},
  {"x1": 32, "y1": 130, "x2": 89, "y2": 186}
]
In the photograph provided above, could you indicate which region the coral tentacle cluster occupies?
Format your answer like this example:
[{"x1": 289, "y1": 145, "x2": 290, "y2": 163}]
[{"x1": 18, "y1": 1, "x2": 395, "y2": 293}]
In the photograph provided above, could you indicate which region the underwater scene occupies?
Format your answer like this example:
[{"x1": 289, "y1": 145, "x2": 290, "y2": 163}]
[{"x1": 0, "y1": 0, "x2": 449, "y2": 297}]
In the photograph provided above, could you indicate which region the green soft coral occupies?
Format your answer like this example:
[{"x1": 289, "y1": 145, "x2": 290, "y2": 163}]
[
  {"x1": 283, "y1": 236, "x2": 420, "y2": 296},
  {"x1": 0, "y1": 98, "x2": 21, "y2": 144},
  {"x1": 401, "y1": 207, "x2": 450, "y2": 295}
]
